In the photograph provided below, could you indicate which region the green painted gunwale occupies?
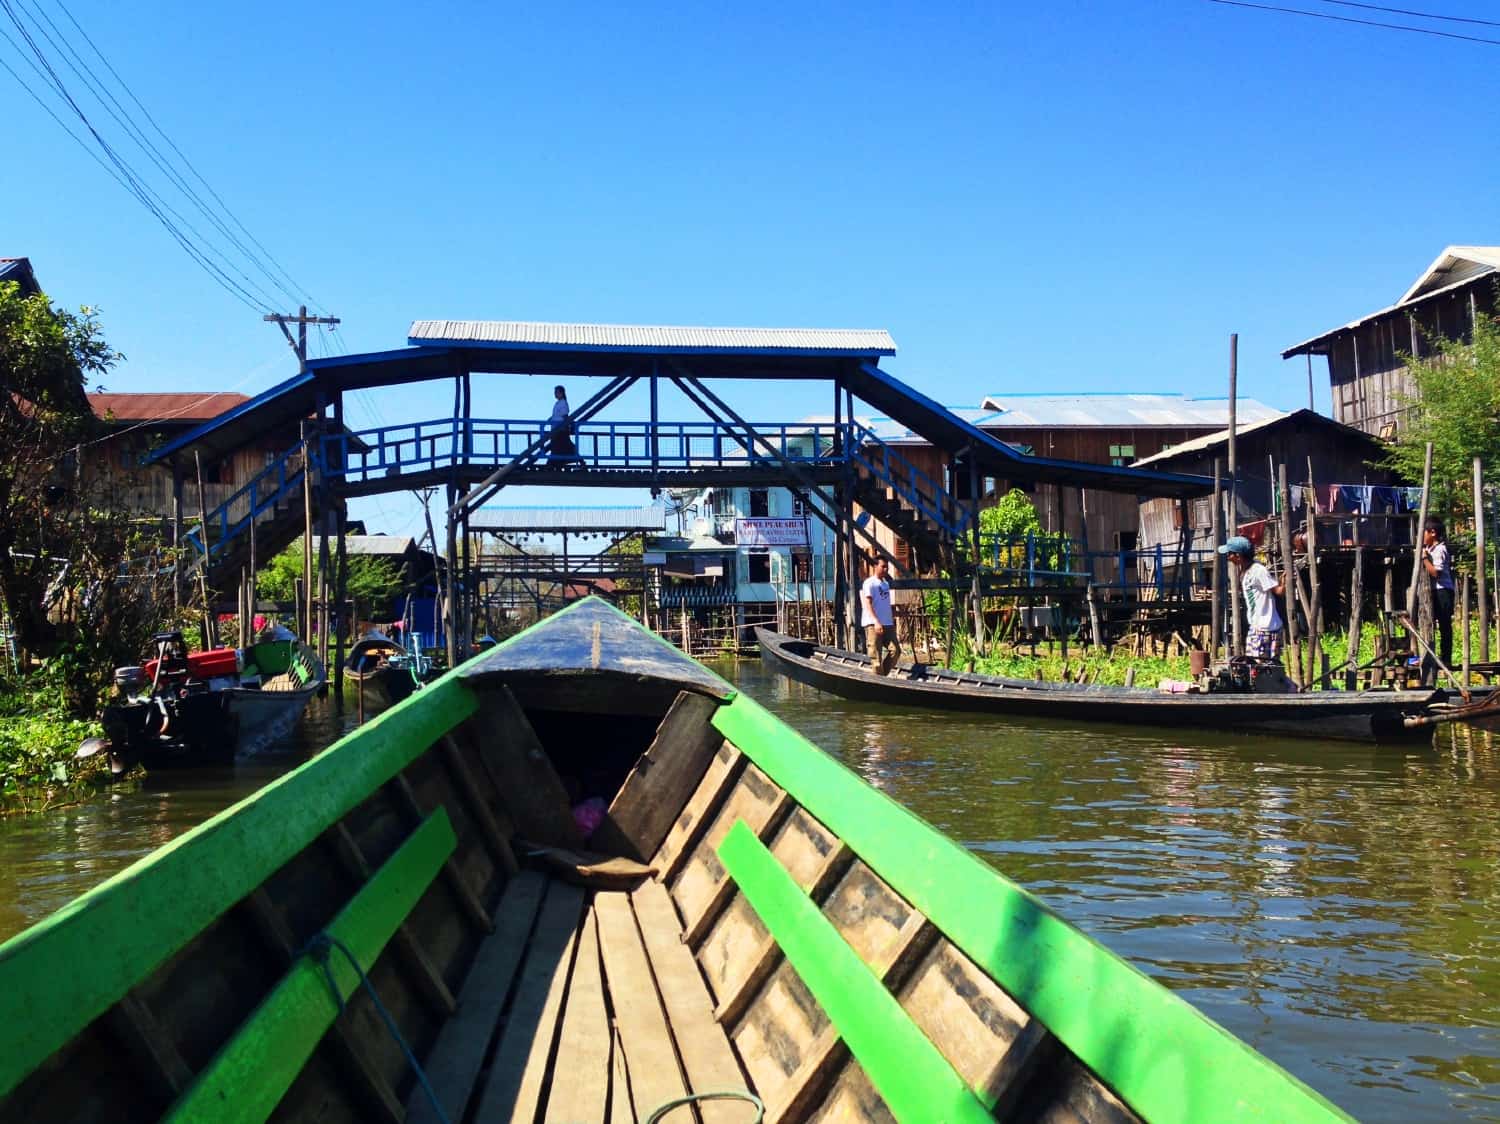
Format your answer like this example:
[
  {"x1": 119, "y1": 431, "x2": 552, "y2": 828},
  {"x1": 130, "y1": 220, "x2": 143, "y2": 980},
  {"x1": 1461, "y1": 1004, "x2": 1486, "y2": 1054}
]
[
  {"x1": 163, "y1": 809, "x2": 457, "y2": 1123},
  {"x1": 712, "y1": 690, "x2": 1355, "y2": 1124},
  {"x1": 719, "y1": 820, "x2": 993, "y2": 1123}
]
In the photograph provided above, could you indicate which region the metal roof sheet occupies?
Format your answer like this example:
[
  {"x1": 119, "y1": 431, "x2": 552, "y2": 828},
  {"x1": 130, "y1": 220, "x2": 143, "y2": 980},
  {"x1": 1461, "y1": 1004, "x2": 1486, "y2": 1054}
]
[
  {"x1": 408, "y1": 320, "x2": 896, "y2": 355},
  {"x1": 89, "y1": 392, "x2": 250, "y2": 424},
  {"x1": 310, "y1": 535, "x2": 418, "y2": 556},
  {"x1": 471, "y1": 505, "x2": 667, "y2": 533},
  {"x1": 1129, "y1": 409, "x2": 1377, "y2": 467},
  {"x1": 1283, "y1": 246, "x2": 1500, "y2": 357},
  {"x1": 0, "y1": 258, "x2": 39, "y2": 295},
  {"x1": 977, "y1": 393, "x2": 1282, "y2": 429}
]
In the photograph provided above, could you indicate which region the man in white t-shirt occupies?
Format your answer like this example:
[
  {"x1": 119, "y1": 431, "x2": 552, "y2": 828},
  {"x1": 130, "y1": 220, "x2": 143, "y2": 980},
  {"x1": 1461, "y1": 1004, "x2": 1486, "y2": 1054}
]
[
  {"x1": 860, "y1": 556, "x2": 899, "y2": 675},
  {"x1": 1217, "y1": 535, "x2": 1285, "y2": 661}
]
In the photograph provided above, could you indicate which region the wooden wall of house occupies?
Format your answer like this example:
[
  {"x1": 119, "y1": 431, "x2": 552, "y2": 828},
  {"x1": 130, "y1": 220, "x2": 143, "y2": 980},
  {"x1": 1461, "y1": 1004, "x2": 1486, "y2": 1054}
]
[
  {"x1": 1136, "y1": 419, "x2": 1403, "y2": 554},
  {"x1": 83, "y1": 438, "x2": 288, "y2": 523},
  {"x1": 1323, "y1": 281, "x2": 1497, "y2": 439}
]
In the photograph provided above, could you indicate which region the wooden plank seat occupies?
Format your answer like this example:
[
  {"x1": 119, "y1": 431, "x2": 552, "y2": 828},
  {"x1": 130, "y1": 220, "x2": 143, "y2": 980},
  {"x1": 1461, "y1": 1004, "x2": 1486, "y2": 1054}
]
[{"x1": 404, "y1": 870, "x2": 761, "y2": 1124}]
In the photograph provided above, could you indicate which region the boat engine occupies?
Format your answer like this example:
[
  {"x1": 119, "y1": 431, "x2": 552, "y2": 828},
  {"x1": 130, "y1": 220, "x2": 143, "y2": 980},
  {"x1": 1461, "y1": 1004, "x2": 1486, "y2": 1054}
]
[{"x1": 1201, "y1": 656, "x2": 1299, "y2": 695}]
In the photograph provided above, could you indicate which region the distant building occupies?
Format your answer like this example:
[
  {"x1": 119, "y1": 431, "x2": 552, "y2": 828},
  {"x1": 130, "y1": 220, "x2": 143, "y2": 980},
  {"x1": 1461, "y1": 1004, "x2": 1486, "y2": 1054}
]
[
  {"x1": 854, "y1": 393, "x2": 1282, "y2": 563},
  {"x1": 651, "y1": 484, "x2": 836, "y2": 617},
  {"x1": 1134, "y1": 410, "x2": 1405, "y2": 566},
  {"x1": 85, "y1": 392, "x2": 263, "y2": 519},
  {"x1": 1283, "y1": 245, "x2": 1500, "y2": 439}
]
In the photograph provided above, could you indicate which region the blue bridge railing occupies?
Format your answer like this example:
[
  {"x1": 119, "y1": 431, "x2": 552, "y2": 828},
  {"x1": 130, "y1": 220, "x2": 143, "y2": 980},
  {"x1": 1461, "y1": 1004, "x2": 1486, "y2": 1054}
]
[{"x1": 320, "y1": 418, "x2": 844, "y2": 486}]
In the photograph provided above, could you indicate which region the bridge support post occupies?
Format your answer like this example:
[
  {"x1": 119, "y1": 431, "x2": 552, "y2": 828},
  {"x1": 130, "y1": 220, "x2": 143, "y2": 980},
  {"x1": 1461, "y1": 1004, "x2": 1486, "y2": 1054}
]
[{"x1": 970, "y1": 458, "x2": 984, "y2": 660}]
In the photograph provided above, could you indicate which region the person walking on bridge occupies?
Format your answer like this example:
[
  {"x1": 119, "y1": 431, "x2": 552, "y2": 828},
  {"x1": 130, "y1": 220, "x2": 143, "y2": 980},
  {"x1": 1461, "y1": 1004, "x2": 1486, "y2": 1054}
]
[
  {"x1": 860, "y1": 556, "x2": 900, "y2": 676},
  {"x1": 547, "y1": 385, "x2": 579, "y2": 465}
]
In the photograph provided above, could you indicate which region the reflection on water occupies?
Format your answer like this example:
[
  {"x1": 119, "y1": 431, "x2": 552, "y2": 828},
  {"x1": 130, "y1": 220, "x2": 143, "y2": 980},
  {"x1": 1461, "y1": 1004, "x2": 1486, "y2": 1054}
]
[
  {"x1": 0, "y1": 694, "x2": 356, "y2": 942},
  {"x1": 3, "y1": 664, "x2": 1499, "y2": 1120},
  {"x1": 721, "y1": 658, "x2": 1500, "y2": 1123}
]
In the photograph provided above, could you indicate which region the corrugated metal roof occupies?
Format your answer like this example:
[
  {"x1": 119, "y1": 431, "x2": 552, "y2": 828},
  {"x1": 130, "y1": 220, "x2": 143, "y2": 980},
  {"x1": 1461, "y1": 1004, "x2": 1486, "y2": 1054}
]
[
  {"x1": 471, "y1": 505, "x2": 666, "y2": 533},
  {"x1": 1283, "y1": 246, "x2": 1500, "y2": 357},
  {"x1": 310, "y1": 535, "x2": 417, "y2": 556},
  {"x1": 1399, "y1": 245, "x2": 1500, "y2": 304},
  {"x1": 408, "y1": 320, "x2": 896, "y2": 355},
  {"x1": 89, "y1": 392, "x2": 250, "y2": 423},
  {"x1": 977, "y1": 393, "x2": 1282, "y2": 429},
  {"x1": 0, "y1": 258, "x2": 39, "y2": 295},
  {"x1": 1129, "y1": 409, "x2": 1375, "y2": 468}
]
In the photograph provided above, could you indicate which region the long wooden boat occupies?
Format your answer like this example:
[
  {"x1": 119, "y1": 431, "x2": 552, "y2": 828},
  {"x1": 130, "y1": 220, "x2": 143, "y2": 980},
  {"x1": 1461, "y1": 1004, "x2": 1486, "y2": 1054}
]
[
  {"x1": 0, "y1": 598, "x2": 1353, "y2": 1123},
  {"x1": 345, "y1": 631, "x2": 433, "y2": 707},
  {"x1": 759, "y1": 628, "x2": 1444, "y2": 744}
]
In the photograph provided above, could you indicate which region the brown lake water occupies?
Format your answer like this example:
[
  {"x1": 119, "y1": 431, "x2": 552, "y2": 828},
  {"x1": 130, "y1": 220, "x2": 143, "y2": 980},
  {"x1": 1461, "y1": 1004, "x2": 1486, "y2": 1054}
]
[{"x1": 2, "y1": 666, "x2": 1498, "y2": 1121}]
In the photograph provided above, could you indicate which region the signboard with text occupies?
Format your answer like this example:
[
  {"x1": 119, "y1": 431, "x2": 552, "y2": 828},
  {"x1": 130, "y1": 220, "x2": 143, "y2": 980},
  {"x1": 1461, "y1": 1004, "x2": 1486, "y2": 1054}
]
[{"x1": 734, "y1": 517, "x2": 809, "y2": 547}]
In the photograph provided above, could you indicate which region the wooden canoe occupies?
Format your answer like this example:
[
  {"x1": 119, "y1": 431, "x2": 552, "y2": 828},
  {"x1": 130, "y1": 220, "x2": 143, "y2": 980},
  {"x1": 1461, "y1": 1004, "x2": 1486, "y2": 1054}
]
[
  {"x1": 0, "y1": 598, "x2": 1353, "y2": 1123},
  {"x1": 758, "y1": 628, "x2": 1443, "y2": 744}
]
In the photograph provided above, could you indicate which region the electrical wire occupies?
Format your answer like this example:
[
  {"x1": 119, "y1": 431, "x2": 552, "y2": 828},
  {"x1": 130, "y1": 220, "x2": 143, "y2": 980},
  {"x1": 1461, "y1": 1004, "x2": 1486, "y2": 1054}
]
[
  {"x1": 0, "y1": 0, "x2": 330, "y2": 314},
  {"x1": 1206, "y1": 0, "x2": 1500, "y2": 44},
  {"x1": 12, "y1": 0, "x2": 294, "y2": 311},
  {"x1": 1316, "y1": 0, "x2": 1500, "y2": 28},
  {"x1": 48, "y1": 0, "x2": 328, "y2": 313}
]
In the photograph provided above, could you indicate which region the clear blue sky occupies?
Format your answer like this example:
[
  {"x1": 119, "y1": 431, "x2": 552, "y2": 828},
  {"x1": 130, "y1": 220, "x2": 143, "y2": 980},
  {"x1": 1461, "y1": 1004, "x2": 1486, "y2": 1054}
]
[{"x1": 6, "y1": 0, "x2": 1498, "y2": 537}]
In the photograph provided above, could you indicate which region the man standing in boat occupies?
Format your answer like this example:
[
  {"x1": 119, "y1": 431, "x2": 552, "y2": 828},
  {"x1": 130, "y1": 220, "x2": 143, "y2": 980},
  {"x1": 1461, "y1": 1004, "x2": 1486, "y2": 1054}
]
[
  {"x1": 1218, "y1": 535, "x2": 1285, "y2": 662},
  {"x1": 860, "y1": 555, "x2": 900, "y2": 675}
]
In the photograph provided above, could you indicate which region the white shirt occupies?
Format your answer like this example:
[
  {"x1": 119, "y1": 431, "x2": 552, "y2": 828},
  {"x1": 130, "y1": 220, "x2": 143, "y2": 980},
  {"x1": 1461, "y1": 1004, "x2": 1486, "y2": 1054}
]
[
  {"x1": 550, "y1": 398, "x2": 570, "y2": 427},
  {"x1": 860, "y1": 574, "x2": 893, "y2": 627},
  {"x1": 1241, "y1": 561, "x2": 1283, "y2": 633},
  {"x1": 1427, "y1": 541, "x2": 1454, "y2": 591}
]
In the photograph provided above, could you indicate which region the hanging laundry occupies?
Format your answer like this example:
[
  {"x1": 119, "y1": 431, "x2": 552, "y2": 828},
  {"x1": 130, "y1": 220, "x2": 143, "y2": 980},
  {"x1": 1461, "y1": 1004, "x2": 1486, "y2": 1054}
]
[
  {"x1": 1236, "y1": 518, "x2": 1268, "y2": 547},
  {"x1": 1289, "y1": 485, "x2": 1306, "y2": 511},
  {"x1": 1371, "y1": 486, "x2": 1399, "y2": 513},
  {"x1": 1399, "y1": 487, "x2": 1425, "y2": 512},
  {"x1": 1321, "y1": 484, "x2": 1342, "y2": 513}
]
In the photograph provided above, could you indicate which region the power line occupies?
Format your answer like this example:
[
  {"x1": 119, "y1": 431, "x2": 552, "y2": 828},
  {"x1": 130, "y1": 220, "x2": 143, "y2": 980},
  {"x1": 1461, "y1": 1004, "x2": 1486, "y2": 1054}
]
[
  {"x1": 1206, "y1": 0, "x2": 1500, "y2": 43},
  {"x1": 14, "y1": 0, "x2": 295, "y2": 310},
  {"x1": 0, "y1": 0, "x2": 270, "y2": 310},
  {"x1": 1317, "y1": 0, "x2": 1500, "y2": 27},
  {"x1": 48, "y1": 0, "x2": 328, "y2": 313},
  {"x1": 0, "y1": 0, "x2": 329, "y2": 313}
]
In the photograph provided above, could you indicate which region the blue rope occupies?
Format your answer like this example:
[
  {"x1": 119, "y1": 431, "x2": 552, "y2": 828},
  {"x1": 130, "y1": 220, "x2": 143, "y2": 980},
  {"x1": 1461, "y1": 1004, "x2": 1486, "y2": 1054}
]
[{"x1": 302, "y1": 932, "x2": 451, "y2": 1124}]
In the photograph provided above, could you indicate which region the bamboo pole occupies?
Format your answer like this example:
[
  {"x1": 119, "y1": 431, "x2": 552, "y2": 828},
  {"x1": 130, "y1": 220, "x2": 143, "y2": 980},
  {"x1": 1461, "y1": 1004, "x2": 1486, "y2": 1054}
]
[
  {"x1": 1461, "y1": 574, "x2": 1471, "y2": 688},
  {"x1": 1345, "y1": 524, "x2": 1364, "y2": 690},
  {"x1": 1305, "y1": 457, "x2": 1323, "y2": 687},
  {"x1": 1210, "y1": 457, "x2": 1223, "y2": 661},
  {"x1": 1407, "y1": 442, "x2": 1434, "y2": 615},
  {"x1": 1276, "y1": 464, "x2": 1302, "y2": 686},
  {"x1": 1475, "y1": 457, "x2": 1489, "y2": 665},
  {"x1": 1227, "y1": 336, "x2": 1242, "y2": 656},
  {"x1": 193, "y1": 451, "x2": 215, "y2": 649}
]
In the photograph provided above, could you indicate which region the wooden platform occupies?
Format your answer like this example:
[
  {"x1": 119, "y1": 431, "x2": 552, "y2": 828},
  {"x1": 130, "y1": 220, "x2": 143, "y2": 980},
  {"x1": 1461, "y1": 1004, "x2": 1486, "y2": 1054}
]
[{"x1": 407, "y1": 870, "x2": 760, "y2": 1124}]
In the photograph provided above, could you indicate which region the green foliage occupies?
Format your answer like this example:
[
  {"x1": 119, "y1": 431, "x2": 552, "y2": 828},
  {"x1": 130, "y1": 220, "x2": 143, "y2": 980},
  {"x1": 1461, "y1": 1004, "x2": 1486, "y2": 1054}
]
[
  {"x1": 0, "y1": 281, "x2": 121, "y2": 660},
  {"x1": 983, "y1": 488, "x2": 1042, "y2": 539},
  {"x1": 0, "y1": 673, "x2": 108, "y2": 815},
  {"x1": 257, "y1": 537, "x2": 404, "y2": 609},
  {"x1": 1386, "y1": 304, "x2": 1500, "y2": 523}
]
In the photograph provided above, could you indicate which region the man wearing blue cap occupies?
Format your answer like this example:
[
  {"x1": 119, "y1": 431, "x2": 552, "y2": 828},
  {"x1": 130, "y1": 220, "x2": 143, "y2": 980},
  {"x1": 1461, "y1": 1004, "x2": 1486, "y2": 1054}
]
[{"x1": 1218, "y1": 535, "x2": 1286, "y2": 661}]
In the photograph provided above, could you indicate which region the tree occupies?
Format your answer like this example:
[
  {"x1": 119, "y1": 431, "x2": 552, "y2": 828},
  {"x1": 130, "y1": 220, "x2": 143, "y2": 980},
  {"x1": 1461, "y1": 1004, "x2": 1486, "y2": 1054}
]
[
  {"x1": 257, "y1": 537, "x2": 404, "y2": 614},
  {"x1": 1386, "y1": 305, "x2": 1500, "y2": 524},
  {"x1": 0, "y1": 281, "x2": 119, "y2": 659}
]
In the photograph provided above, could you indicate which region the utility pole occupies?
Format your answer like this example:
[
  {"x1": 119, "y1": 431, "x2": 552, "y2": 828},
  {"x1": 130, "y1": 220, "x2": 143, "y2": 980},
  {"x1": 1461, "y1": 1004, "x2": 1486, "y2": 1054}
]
[{"x1": 264, "y1": 306, "x2": 341, "y2": 372}]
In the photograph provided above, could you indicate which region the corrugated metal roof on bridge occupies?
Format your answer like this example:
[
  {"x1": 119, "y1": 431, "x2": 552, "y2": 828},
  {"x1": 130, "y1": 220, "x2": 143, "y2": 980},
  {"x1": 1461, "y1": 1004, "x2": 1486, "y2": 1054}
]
[
  {"x1": 470, "y1": 505, "x2": 667, "y2": 533},
  {"x1": 409, "y1": 320, "x2": 896, "y2": 355},
  {"x1": 977, "y1": 393, "x2": 1282, "y2": 428}
]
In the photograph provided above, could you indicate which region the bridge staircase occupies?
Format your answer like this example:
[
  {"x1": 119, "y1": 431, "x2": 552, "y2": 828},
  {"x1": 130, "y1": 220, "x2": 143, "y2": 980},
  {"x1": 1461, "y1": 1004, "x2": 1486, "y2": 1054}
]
[
  {"x1": 846, "y1": 422, "x2": 971, "y2": 574},
  {"x1": 183, "y1": 441, "x2": 315, "y2": 589}
]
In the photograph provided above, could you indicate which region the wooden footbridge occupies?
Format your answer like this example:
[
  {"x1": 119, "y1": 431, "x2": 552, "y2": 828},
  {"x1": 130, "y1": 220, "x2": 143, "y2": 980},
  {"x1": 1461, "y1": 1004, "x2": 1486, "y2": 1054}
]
[{"x1": 147, "y1": 320, "x2": 1211, "y2": 686}]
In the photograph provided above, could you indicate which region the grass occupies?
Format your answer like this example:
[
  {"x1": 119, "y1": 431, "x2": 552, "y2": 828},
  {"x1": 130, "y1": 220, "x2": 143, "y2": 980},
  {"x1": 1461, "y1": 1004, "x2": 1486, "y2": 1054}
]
[{"x1": 950, "y1": 619, "x2": 1500, "y2": 690}]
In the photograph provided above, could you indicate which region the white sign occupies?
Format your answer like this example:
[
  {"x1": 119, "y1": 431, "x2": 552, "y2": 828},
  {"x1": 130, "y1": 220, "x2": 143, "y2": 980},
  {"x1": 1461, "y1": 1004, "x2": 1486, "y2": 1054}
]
[{"x1": 735, "y1": 518, "x2": 808, "y2": 547}]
